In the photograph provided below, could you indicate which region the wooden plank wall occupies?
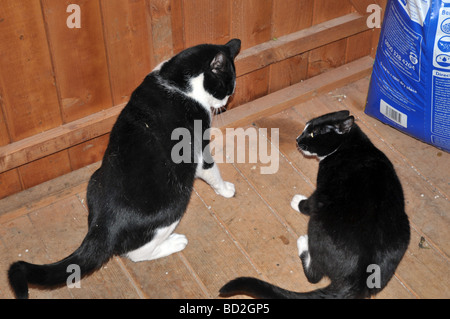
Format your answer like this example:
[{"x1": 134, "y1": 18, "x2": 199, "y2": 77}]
[{"x1": 0, "y1": 0, "x2": 386, "y2": 199}]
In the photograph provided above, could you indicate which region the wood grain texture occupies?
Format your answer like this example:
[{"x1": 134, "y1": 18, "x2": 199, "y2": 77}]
[
  {"x1": 271, "y1": 0, "x2": 314, "y2": 38},
  {"x1": 169, "y1": 0, "x2": 185, "y2": 54},
  {"x1": 349, "y1": 0, "x2": 380, "y2": 14},
  {"x1": 18, "y1": 150, "x2": 72, "y2": 189},
  {"x1": 269, "y1": 0, "x2": 314, "y2": 93},
  {"x1": 0, "y1": 103, "x2": 124, "y2": 173},
  {"x1": 101, "y1": 0, "x2": 153, "y2": 105},
  {"x1": 182, "y1": 0, "x2": 231, "y2": 47},
  {"x1": 148, "y1": 0, "x2": 175, "y2": 64},
  {"x1": 0, "y1": 0, "x2": 62, "y2": 141},
  {"x1": 0, "y1": 169, "x2": 22, "y2": 200},
  {"x1": 346, "y1": 29, "x2": 374, "y2": 63},
  {"x1": 0, "y1": 89, "x2": 10, "y2": 146},
  {"x1": 308, "y1": 0, "x2": 353, "y2": 77},
  {"x1": 222, "y1": 57, "x2": 374, "y2": 129},
  {"x1": 234, "y1": 13, "x2": 369, "y2": 77},
  {"x1": 42, "y1": 0, "x2": 112, "y2": 123},
  {"x1": 68, "y1": 133, "x2": 109, "y2": 170},
  {"x1": 0, "y1": 55, "x2": 373, "y2": 175},
  {"x1": 231, "y1": 0, "x2": 273, "y2": 50}
]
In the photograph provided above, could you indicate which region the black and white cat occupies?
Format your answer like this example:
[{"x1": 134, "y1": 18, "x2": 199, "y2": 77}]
[
  {"x1": 220, "y1": 111, "x2": 410, "y2": 299},
  {"x1": 8, "y1": 39, "x2": 241, "y2": 299}
]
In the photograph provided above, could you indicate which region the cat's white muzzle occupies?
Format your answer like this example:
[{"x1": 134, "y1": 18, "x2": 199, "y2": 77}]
[{"x1": 211, "y1": 96, "x2": 230, "y2": 109}]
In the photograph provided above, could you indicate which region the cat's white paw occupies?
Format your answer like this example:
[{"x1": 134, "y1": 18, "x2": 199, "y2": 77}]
[
  {"x1": 215, "y1": 181, "x2": 235, "y2": 198},
  {"x1": 126, "y1": 233, "x2": 188, "y2": 262},
  {"x1": 291, "y1": 194, "x2": 307, "y2": 212},
  {"x1": 165, "y1": 233, "x2": 188, "y2": 254},
  {"x1": 297, "y1": 235, "x2": 309, "y2": 256}
]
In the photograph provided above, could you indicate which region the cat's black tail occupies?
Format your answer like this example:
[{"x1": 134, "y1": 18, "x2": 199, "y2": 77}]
[
  {"x1": 219, "y1": 277, "x2": 358, "y2": 299},
  {"x1": 8, "y1": 228, "x2": 112, "y2": 299}
]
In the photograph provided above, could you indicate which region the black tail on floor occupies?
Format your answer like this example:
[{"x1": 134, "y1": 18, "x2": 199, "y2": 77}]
[
  {"x1": 219, "y1": 277, "x2": 358, "y2": 299},
  {"x1": 8, "y1": 229, "x2": 111, "y2": 299}
]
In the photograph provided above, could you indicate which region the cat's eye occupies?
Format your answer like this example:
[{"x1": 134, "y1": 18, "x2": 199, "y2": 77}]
[{"x1": 309, "y1": 132, "x2": 314, "y2": 138}]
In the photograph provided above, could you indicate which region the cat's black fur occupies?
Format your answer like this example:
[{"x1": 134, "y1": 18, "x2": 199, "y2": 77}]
[
  {"x1": 8, "y1": 39, "x2": 241, "y2": 299},
  {"x1": 220, "y1": 111, "x2": 410, "y2": 299}
]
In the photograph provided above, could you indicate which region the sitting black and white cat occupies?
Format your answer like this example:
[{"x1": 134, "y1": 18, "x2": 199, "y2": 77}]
[
  {"x1": 8, "y1": 39, "x2": 241, "y2": 299},
  {"x1": 220, "y1": 111, "x2": 410, "y2": 299}
]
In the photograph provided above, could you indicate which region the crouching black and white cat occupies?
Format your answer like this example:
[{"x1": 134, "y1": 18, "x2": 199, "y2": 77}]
[
  {"x1": 220, "y1": 111, "x2": 410, "y2": 299},
  {"x1": 8, "y1": 39, "x2": 241, "y2": 299}
]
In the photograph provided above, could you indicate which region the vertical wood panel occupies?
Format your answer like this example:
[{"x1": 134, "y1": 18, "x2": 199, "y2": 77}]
[
  {"x1": 271, "y1": 0, "x2": 314, "y2": 37},
  {"x1": 349, "y1": 0, "x2": 380, "y2": 14},
  {"x1": 307, "y1": 39, "x2": 348, "y2": 78},
  {"x1": 147, "y1": 0, "x2": 175, "y2": 65},
  {"x1": 269, "y1": 0, "x2": 314, "y2": 93},
  {"x1": 0, "y1": 93, "x2": 11, "y2": 146},
  {"x1": 101, "y1": 0, "x2": 154, "y2": 106},
  {"x1": 312, "y1": 0, "x2": 353, "y2": 25},
  {"x1": 230, "y1": 66, "x2": 271, "y2": 109},
  {"x1": 346, "y1": 29, "x2": 373, "y2": 63},
  {"x1": 0, "y1": 84, "x2": 23, "y2": 198},
  {"x1": 0, "y1": 0, "x2": 62, "y2": 141},
  {"x1": 169, "y1": 0, "x2": 185, "y2": 54},
  {"x1": 229, "y1": 0, "x2": 273, "y2": 109},
  {"x1": 231, "y1": 0, "x2": 272, "y2": 50},
  {"x1": 0, "y1": 169, "x2": 22, "y2": 199},
  {"x1": 268, "y1": 54, "x2": 309, "y2": 92},
  {"x1": 42, "y1": 0, "x2": 112, "y2": 123},
  {"x1": 307, "y1": 0, "x2": 352, "y2": 77},
  {"x1": 182, "y1": 0, "x2": 230, "y2": 47}
]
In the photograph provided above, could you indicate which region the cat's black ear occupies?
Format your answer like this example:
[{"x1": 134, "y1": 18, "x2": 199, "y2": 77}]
[
  {"x1": 338, "y1": 116, "x2": 354, "y2": 134},
  {"x1": 211, "y1": 52, "x2": 226, "y2": 74},
  {"x1": 225, "y1": 38, "x2": 241, "y2": 59}
]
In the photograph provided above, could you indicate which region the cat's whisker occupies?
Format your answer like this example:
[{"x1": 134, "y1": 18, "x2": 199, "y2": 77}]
[
  {"x1": 218, "y1": 108, "x2": 225, "y2": 127},
  {"x1": 212, "y1": 106, "x2": 225, "y2": 128}
]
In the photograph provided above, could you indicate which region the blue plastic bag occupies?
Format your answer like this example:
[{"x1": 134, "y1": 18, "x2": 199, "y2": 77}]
[{"x1": 366, "y1": 0, "x2": 450, "y2": 152}]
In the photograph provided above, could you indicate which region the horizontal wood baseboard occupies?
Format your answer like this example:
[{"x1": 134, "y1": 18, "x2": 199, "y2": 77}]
[{"x1": 0, "y1": 55, "x2": 373, "y2": 174}]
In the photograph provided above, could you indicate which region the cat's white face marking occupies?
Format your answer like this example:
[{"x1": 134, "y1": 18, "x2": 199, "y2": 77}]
[
  {"x1": 298, "y1": 123, "x2": 318, "y2": 157},
  {"x1": 298, "y1": 122, "x2": 337, "y2": 161},
  {"x1": 300, "y1": 148, "x2": 334, "y2": 161},
  {"x1": 300, "y1": 149, "x2": 316, "y2": 158},
  {"x1": 187, "y1": 73, "x2": 230, "y2": 111},
  {"x1": 302, "y1": 123, "x2": 311, "y2": 134}
]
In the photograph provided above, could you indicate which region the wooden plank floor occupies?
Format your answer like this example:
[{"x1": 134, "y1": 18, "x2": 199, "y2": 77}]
[{"x1": 0, "y1": 77, "x2": 449, "y2": 299}]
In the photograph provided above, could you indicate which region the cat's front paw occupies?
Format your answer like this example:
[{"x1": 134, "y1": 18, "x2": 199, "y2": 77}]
[
  {"x1": 215, "y1": 181, "x2": 235, "y2": 198},
  {"x1": 166, "y1": 233, "x2": 189, "y2": 253},
  {"x1": 291, "y1": 194, "x2": 307, "y2": 212},
  {"x1": 297, "y1": 235, "x2": 309, "y2": 256}
]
